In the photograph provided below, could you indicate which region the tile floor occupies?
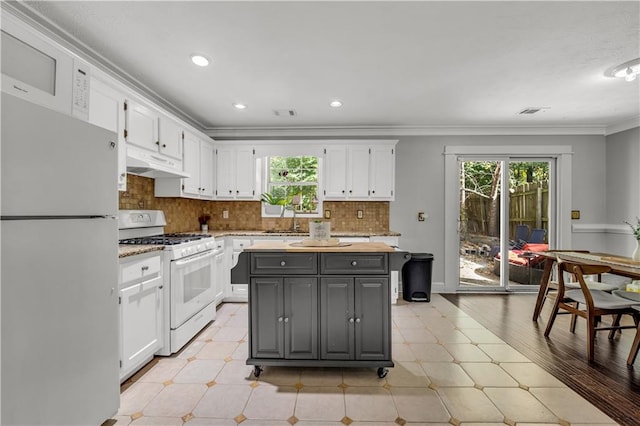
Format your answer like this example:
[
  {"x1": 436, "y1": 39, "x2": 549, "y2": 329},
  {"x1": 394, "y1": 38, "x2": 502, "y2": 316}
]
[{"x1": 112, "y1": 295, "x2": 619, "y2": 425}]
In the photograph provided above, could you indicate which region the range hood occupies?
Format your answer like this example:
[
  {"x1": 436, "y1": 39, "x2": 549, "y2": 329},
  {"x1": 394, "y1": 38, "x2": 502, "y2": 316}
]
[{"x1": 126, "y1": 145, "x2": 190, "y2": 179}]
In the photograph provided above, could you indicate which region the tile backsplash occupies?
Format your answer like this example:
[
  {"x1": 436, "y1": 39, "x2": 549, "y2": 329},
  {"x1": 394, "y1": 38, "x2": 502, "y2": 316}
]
[{"x1": 119, "y1": 174, "x2": 390, "y2": 233}]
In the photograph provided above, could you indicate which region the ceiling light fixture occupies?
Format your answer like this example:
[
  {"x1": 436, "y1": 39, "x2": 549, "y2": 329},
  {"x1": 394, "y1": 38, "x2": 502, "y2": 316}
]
[
  {"x1": 233, "y1": 103, "x2": 247, "y2": 110},
  {"x1": 330, "y1": 100, "x2": 343, "y2": 108},
  {"x1": 609, "y1": 58, "x2": 640, "y2": 82},
  {"x1": 190, "y1": 54, "x2": 210, "y2": 67}
]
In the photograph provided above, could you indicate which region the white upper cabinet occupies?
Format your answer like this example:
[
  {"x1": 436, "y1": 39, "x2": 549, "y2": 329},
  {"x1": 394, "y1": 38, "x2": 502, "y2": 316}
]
[
  {"x1": 199, "y1": 140, "x2": 215, "y2": 198},
  {"x1": 323, "y1": 142, "x2": 396, "y2": 201},
  {"x1": 125, "y1": 100, "x2": 158, "y2": 152},
  {"x1": 215, "y1": 146, "x2": 256, "y2": 200},
  {"x1": 323, "y1": 146, "x2": 348, "y2": 198},
  {"x1": 155, "y1": 132, "x2": 214, "y2": 199},
  {"x1": 348, "y1": 145, "x2": 371, "y2": 199},
  {"x1": 369, "y1": 145, "x2": 395, "y2": 200},
  {"x1": 88, "y1": 77, "x2": 127, "y2": 191},
  {"x1": 157, "y1": 115, "x2": 183, "y2": 160}
]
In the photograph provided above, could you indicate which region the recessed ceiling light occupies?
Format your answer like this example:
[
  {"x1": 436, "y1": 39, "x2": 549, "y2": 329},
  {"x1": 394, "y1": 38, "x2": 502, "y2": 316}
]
[
  {"x1": 233, "y1": 103, "x2": 247, "y2": 110},
  {"x1": 330, "y1": 100, "x2": 343, "y2": 108},
  {"x1": 190, "y1": 54, "x2": 210, "y2": 67}
]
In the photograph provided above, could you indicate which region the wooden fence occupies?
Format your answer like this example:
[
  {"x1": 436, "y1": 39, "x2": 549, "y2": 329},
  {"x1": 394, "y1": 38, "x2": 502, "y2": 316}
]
[{"x1": 463, "y1": 181, "x2": 549, "y2": 240}]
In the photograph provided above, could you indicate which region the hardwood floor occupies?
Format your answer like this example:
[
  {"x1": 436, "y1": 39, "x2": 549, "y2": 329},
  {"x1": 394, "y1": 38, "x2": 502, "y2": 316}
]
[{"x1": 443, "y1": 293, "x2": 640, "y2": 426}]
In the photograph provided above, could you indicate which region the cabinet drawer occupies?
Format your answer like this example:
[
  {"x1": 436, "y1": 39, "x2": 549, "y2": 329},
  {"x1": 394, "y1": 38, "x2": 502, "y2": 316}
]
[
  {"x1": 320, "y1": 253, "x2": 388, "y2": 275},
  {"x1": 120, "y1": 254, "x2": 161, "y2": 284},
  {"x1": 251, "y1": 253, "x2": 317, "y2": 275},
  {"x1": 233, "y1": 239, "x2": 251, "y2": 251}
]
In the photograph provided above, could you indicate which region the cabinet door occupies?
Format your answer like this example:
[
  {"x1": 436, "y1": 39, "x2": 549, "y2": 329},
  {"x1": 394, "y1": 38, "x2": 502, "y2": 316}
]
[
  {"x1": 214, "y1": 248, "x2": 225, "y2": 305},
  {"x1": 250, "y1": 277, "x2": 284, "y2": 358},
  {"x1": 348, "y1": 146, "x2": 370, "y2": 199},
  {"x1": 125, "y1": 101, "x2": 158, "y2": 152},
  {"x1": 199, "y1": 140, "x2": 215, "y2": 198},
  {"x1": 215, "y1": 146, "x2": 234, "y2": 198},
  {"x1": 284, "y1": 277, "x2": 318, "y2": 359},
  {"x1": 320, "y1": 277, "x2": 354, "y2": 360},
  {"x1": 158, "y1": 115, "x2": 183, "y2": 160},
  {"x1": 88, "y1": 78, "x2": 127, "y2": 191},
  {"x1": 182, "y1": 132, "x2": 200, "y2": 196},
  {"x1": 323, "y1": 146, "x2": 347, "y2": 199},
  {"x1": 370, "y1": 146, "x2": 395, "y2": 200},
  {"x1": 354, "y1": 277, "x2": 389, "y2": 361},
  {"x1": 120, "y1": 275, "x2": 163, "y2": 379},
  {"x1": 235, "y1": 146, "x2": 256, "y2": 199}
]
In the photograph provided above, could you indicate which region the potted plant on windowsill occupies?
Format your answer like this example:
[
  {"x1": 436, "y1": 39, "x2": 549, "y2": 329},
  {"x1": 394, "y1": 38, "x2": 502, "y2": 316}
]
[
  {"x1": 198, "y1": 214, "x2": 211, "y2": 232},
  {"x1": 261, "y1": 192, "x2": 286, "y2": 216}
]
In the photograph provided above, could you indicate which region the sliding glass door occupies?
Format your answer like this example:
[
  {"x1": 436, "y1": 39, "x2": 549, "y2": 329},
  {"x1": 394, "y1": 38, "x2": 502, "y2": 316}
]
[{"x1": 457, "y1": 157, "x2": 553, "y2": 291}]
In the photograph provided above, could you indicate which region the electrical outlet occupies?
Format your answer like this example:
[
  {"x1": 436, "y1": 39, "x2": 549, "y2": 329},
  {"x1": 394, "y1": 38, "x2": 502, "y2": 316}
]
[
  {"x1": 223, "y1": 209, "x2": 229, "y2": 219},
  {"x1": 324, "y1": 209, "x2": 331, "y2": 219},
  {"x1": 357, "y1": 210, "x2": 363, "y2": 219}
]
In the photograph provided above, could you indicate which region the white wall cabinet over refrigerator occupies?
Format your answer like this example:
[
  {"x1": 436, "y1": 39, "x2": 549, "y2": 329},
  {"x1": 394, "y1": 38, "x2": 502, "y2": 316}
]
[
  {"x1": 216, "y1": 146, "x2": 257, "y2": 199},
  {"x1": 323, "y1": 142, "x2": 396, "y2": 201},
  {"x1": 119, "y1": 252, "x2": 164, "y2": 382},
  {"x1": 155, "y1": 132, "x2": 214, "y2": 199},
  {"x1": 88, "y1": 77, "x2": 127, "y2": 191}
]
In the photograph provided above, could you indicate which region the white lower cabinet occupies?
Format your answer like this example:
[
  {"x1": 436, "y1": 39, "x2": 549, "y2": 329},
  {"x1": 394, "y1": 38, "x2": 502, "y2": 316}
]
[
  {"x1": 224, "y1": 238, "x2": 251, "y2": 302},
  {"x1": 214, "y1": 240, "x2": 226, "y2": 306},
  {"x1": 119, "y1": 252, "x2": 163, "y2": 382}
]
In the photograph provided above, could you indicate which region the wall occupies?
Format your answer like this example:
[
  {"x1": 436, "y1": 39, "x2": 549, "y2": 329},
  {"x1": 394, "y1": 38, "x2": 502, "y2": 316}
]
[
  {"x1": 391, "y1": 134, "x2": 608, "y2": 287},
  {"x1": 604, "y1": 127, "x2": 640, "y2": 255},
  {"x1": 119, "y1": 175, "x2": 389, "y2": 234}
]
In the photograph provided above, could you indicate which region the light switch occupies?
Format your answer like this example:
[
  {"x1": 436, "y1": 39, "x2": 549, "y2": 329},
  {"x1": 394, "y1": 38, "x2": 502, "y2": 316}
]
[{"x1": 418, "y1": 212, "x2": 426, "y2": 221}]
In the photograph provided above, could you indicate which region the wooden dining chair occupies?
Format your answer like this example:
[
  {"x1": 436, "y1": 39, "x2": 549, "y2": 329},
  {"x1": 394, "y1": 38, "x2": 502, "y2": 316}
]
[
  {"x1": 534, "y1": 250, "x2": 623, "y2": 319},
  {"x1": 544, "y1": 261, "x2": 640, "y2": 363}
]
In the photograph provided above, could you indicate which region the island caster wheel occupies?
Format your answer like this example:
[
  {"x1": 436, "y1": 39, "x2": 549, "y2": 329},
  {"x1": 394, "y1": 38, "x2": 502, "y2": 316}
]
[
  {"x1": 377, "y1": 367, "x2": 388, "y2": 378},
  {"x1": 253, "y1": 366, "x2": 263, "y2": 378}
]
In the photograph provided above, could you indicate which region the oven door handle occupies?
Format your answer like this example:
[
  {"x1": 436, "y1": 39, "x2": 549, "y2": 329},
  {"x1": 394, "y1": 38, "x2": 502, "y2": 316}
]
[{"x1": 173, "y1": 250, "x2": 215, "y2": 267}]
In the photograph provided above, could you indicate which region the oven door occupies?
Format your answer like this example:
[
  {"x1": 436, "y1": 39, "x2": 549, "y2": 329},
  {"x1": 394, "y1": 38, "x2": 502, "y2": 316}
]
[{"x1": 170, "y1": 249, "x2": 216, "y2": 328}]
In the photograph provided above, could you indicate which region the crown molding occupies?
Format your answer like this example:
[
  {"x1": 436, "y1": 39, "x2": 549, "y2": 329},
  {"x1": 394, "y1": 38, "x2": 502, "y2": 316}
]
[
  {"x1": 605, "y1": 116, "x2": 640, "y2": 136},
  {"x1": 204, "y1": 124, "x2": 608, "y2": 139}
]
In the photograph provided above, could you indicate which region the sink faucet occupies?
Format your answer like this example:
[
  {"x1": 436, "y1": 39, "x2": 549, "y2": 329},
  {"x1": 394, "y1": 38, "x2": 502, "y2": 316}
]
[{"x1": 288, "y1": 205, "x2": 300, "y2": 232}]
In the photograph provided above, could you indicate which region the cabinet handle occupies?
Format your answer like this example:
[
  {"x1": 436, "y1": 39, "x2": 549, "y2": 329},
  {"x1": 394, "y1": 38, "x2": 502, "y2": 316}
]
[
  {"x1": 202, "y1": 187, "x2": 205, "y2": 191},
  {"x1": 372, "y1": 190, "x2": 375, "y2": 194},
  {"x1": 278, "y1": 317, "x2": 283, "y2": 322},
  {"x1": 349, "y1": 318, "x2": 355, "y2": 323},
  {"x1": 284, "y1": 317, "x2": 289, "y2": 323},
  {"x1": 158, "y1": 285, "x2": 163, "y2": 289},
  {"x1": 351, "y1": 261, "x2": 358, "y2": 267},
  {"x1": 349, "y1": 190, "x2": 353, "y2": 194},
  {"x1": 229, "y1": 190, "x2": 232, "y2": 194},
  {"x1": 355, "y1": 318, "x2": 361, "y2": 323},
  {"x1": 155, "y1": 141, "x2": 160, "y2": 145},
  {"x1": 162, "y1": 144, "x2": 166, "y2": 148},
  {"x1": 342, "y1": 190, "x2": 345, "y2": 194},
  {"x1": 141, "y1": 265, "x2": 149, "y2": 271},
  {"x1": 280, "y1": 260, "x2": 286, "y2": 267},
  {"x1": 236, "y1": 190, "x2": 239, "y2": 194}
]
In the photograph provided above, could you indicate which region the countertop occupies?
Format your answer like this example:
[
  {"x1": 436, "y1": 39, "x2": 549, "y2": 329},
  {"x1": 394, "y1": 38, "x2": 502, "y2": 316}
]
[
  {"x1": 118, "y1": 245, "x2": 164, "y2": 258},
  {"x1": 119, "y1": 230, "x2": 401, "y2": 258},
  {"x1": 244, "y1": 241, "x2": 397, "y2": 252}
]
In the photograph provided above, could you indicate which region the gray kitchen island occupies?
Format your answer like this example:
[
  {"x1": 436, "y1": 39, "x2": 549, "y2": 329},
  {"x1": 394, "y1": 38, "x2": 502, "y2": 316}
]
[{"x1": 233, "y1": 241, "x2": 410, "y2": 378}]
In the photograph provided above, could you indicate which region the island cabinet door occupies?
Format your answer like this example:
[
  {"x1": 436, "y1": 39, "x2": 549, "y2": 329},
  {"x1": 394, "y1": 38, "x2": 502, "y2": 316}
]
[
  {"x1": 320, "y1": 277, "x2": 355, "y2": 360},
  {"x1": 354, "y1": 277, "x2": 390, "y2": 361},
  {"x1": 250, "y1": 277, "x2": 284, "y2": 358},
  {"x1": 284, "y1": 277, "x2": 318, "y2": 359}
]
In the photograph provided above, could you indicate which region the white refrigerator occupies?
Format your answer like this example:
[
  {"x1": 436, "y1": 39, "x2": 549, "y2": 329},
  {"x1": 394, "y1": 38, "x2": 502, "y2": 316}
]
[{"x1": 1, "y1": 93, "x2": 120, "y2": 425}]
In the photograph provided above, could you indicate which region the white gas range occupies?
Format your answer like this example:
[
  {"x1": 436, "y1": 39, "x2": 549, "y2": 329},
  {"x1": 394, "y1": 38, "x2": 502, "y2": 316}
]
[{"x1": 118, "y1": 210, "x2": 218, "y2": 355}]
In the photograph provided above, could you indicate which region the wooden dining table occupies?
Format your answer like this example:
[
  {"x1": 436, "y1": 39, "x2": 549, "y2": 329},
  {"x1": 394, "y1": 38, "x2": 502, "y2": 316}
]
[{"x1": 531, "y1": 251, "x2": 640, "y2": 321}]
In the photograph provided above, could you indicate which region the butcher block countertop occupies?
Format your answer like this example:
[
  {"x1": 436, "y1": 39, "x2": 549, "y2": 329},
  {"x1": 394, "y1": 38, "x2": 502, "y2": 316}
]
[{"x1": 245, "y1": 241, "x2": 396, "y2": 252}]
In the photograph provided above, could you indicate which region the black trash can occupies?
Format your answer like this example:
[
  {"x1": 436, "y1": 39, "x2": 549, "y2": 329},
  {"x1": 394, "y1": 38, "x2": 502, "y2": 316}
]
[{"x1": 402, "y1": 253, "x2": 434, "y2": 302}]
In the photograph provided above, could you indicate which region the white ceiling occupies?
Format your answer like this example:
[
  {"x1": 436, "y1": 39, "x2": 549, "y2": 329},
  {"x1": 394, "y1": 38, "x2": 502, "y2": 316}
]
[{"x1": 16, "y1": 1, "x2": 640, "y2": 135}]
